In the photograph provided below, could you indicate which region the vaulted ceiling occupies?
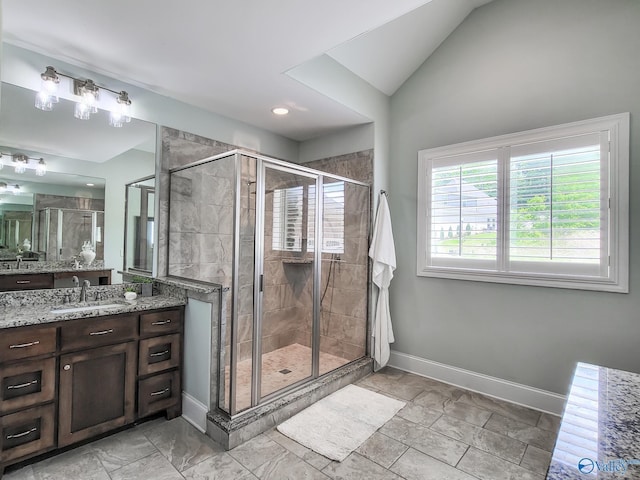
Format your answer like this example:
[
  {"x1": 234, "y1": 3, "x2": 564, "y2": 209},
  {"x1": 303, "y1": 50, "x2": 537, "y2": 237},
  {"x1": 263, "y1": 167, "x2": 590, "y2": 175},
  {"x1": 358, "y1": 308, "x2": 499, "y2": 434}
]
[{"x1": 1, "y1": 0, "x2": 492, "y2": 142}]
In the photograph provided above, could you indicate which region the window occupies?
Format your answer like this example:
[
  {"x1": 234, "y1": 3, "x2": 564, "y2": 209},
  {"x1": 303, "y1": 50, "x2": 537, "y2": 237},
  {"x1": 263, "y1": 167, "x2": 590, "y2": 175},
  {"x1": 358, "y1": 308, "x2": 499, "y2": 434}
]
[
  {"x1": 417, "y1": 113, "x2": 629, "y2": 292},
  {"x1": 272, "y1": 181, "x2": 344, "y2": 254}
]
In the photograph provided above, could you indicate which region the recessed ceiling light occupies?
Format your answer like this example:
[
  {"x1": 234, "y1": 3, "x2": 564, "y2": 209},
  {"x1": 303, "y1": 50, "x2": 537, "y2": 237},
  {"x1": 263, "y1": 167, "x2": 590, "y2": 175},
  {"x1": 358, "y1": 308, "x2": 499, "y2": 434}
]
[
  {"x1": 271, "y1": 107, "x2": 289, "y2": 116},
  {"x1": 86, "y1": 183, "x2": 95, "y2": 186}
]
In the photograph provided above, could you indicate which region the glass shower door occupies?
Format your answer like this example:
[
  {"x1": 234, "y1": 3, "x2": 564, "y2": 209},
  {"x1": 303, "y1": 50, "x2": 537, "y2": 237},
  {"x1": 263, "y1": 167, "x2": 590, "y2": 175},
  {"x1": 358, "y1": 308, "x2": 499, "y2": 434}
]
[{"x1": 258, "y1": 164, "x2": 318, "y2": 399}]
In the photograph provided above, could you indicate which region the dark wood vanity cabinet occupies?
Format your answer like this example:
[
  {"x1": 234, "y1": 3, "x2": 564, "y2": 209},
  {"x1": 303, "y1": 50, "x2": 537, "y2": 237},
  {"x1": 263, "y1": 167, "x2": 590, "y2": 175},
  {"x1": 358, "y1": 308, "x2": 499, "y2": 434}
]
[
  {"x1": 0, "y1": 325, "x2": 57, "y2": 467},
  {"x1": 137, "y1": 309, "x2": 183, "y2": 419},
  {"x1": 0, "y1": 305, "x2": 184, "y2": 475}
]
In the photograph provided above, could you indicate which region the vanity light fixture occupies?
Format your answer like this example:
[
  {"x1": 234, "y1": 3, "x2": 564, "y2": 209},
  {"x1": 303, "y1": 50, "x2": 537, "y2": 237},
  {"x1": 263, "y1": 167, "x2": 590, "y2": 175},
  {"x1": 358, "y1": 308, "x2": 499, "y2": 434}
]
[
  {"x1": 35, "y1": 66, "x2": 60, "y2": 111},
  {"x1": 0, "y1": 182, "x2": 7, "y2": 191},
  {"x1": 0, "y1": 152, "x2": 47, "y2": 176},
  {"x1": 74, "y1": 79, "x2": 99, "y2": 120},
  {"x1": 109, "y1": 91, "x2": 132, "y2": 127},
  {"x1": 271, "y1": 107, "x2": 289, "y2": 116},
  {"x1": 35, "y1": 66, "x2": 133, "y2": 127},
  {"x1": 12, "y1": 184, "x2": 20, "y2": 195},
  {"x1": 13, "y1": 154, "x2": 28, "y2": 174},
  {"x1": 36, "y1": 158, "x2": 47, "y2": 177}
]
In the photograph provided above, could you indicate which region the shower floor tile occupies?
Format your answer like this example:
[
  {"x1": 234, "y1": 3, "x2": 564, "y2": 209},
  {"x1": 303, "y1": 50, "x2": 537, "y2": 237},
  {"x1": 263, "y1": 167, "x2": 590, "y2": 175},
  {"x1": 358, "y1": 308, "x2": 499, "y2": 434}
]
[{"x1": 225, "y1": 343, "x2": 350, "y2": 412}]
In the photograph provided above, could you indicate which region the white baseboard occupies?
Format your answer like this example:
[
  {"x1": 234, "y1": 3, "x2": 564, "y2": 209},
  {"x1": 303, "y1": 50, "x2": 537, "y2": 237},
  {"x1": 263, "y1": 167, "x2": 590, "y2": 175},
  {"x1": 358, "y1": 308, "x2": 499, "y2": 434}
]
[
  {"x1": 181, "y1": 392, "x2": 208, "y2": 433},
  {"x1": 388, "y1": 351, "x2": 566, "y2": 415}
]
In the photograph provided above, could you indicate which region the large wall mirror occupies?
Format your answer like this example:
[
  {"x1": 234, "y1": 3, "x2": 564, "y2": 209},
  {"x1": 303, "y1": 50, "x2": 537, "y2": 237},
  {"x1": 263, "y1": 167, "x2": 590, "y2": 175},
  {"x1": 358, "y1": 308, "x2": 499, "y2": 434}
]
[{"x1": 0, "y1": 82, "x2": 157, "y2": 283}]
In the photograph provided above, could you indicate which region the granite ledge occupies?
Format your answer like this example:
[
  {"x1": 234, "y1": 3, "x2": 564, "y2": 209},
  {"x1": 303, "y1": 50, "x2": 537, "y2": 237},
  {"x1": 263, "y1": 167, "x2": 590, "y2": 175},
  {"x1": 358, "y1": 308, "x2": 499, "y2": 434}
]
[
  {"x1": 153, "y1": 276, "x2": 226, "y2": 294},
  {"x1": 0, "y1": 294, "x2": 186, "y2": 329}
]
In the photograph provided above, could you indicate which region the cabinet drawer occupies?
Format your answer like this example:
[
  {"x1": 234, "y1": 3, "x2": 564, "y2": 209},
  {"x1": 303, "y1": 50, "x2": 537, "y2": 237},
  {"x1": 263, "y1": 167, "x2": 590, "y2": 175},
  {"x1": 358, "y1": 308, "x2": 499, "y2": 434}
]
[
  {"x1": 0, "y1": 326, "x2": 57, "y2": 363},
  {"x1": 139, "y1": 309, "x2": 182, "y2": 337},
  {"x1": 0, "y1": 273, "x2": 54, "y2": 291},
  {"x1": 60, "y1": 314, "x2": 138, "y2": 352},
  {"x1": 0, "y1": 358, "x2": 56, "y2": 414},
  {"x1": 138, "y1": 370, "x2": 180, "y2": 418},
  {"x1": 0, "y1": 403, "x2": 55, "y2": 464},
  {"x1": 138, "y1": 334, "x2": 180, "y2": 376}
]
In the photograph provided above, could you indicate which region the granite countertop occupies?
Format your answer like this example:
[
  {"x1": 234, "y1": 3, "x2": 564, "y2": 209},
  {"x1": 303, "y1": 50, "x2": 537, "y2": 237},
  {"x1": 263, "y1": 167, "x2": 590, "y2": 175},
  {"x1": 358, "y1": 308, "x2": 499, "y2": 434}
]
[
  {"x1": 547, "y1": 362, "x2": 640, "y2": 479},
  {"x1": 0, "y1": 294, "x2": 186, "y2": 329}
]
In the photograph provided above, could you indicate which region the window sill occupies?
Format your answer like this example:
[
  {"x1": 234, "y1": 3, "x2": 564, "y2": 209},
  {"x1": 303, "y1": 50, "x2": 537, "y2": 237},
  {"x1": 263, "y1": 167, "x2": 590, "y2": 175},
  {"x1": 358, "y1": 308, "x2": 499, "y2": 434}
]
[{"x1": 417, "y1": 267, "x2": 628, "y2": 293}]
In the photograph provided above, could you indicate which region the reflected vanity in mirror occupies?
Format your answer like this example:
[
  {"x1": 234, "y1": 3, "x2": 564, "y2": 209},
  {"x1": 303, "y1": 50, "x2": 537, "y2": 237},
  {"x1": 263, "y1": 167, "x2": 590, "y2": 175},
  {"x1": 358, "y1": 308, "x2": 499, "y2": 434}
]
[{"x1": 0, "y1": 82, "x2": 157, "y2": 291}]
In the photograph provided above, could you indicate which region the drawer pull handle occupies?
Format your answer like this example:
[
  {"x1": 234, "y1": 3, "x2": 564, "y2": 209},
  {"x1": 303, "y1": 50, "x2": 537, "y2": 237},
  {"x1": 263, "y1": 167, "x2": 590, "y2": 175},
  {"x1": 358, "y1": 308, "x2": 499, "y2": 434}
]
[
  {"x1": 7, "y1": 380, "x2": 39, "y2": 390},
  {"x1": 9, "y1": 341, "x2": 40, "y2": 349},
  {"x1": 89, "y1": 329, "x2": 114, "y2": 336},
  {"x1": 151, "y1": 319, "x2": 172, "y2": 326},
  {"x1": 149, "y1": 350, "x2": 170, "y2": 358},
  {"x1": 7, "y1": 427, "x2": 37, "y2": 439},
  {"x1": 150, "y1": 387, "x2": 170, "y2": 397},
  {"x1": 15, "y1": 280, "x2": 31, "y2": 284}
]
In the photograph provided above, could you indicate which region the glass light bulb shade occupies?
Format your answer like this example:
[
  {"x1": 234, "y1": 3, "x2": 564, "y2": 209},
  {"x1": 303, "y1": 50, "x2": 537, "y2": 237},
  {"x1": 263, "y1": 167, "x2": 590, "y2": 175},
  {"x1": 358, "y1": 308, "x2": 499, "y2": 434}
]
[
  {"x1": 12, "y1": 185, "x2": 20, "y2": 195},
  {"x1": 0, "y1": 182, "x2": 6, "y2": 191},
  {"x1": 42, "y1": 77, "x2": 59, "y2": 95},
  {"x1": 36, "y1": 159, "x2": 47, "y2": 177},
  {"x1": 74, "y1": 101, "x2": 92, "y2": 120},
  {"x1": 14, "y1": 162, "x2": 26, "y2": 174},
  {"x1": 35, "y1": 91, "x2": 54, "y2": 111},
  {"x1": 109, "y1": 103, "x2": 131, "y2": 128}
]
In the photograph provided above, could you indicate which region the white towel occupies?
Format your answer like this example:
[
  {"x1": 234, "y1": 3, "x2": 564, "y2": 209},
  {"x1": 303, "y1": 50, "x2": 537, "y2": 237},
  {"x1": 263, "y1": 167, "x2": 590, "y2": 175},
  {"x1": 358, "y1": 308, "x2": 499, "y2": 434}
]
[{"x1": 368, "y1": 193, "x2": 396, "y2": 371}]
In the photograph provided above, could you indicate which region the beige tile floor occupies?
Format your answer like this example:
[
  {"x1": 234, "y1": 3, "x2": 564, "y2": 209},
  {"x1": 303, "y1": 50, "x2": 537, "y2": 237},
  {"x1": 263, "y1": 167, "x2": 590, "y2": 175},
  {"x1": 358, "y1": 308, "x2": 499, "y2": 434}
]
[
  {"x1": 4, "y1": 367, "x2": 560, "y2": 480},
  {"x1": 224, "y1": 343, "x2": 350, "y2": 411}
]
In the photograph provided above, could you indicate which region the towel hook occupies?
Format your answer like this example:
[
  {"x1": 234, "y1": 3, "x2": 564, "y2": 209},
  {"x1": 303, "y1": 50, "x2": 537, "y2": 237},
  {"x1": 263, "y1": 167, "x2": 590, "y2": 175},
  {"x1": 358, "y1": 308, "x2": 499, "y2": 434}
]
[{"x1": 380, "y1": 189, "x2": 388, "y2": 197}]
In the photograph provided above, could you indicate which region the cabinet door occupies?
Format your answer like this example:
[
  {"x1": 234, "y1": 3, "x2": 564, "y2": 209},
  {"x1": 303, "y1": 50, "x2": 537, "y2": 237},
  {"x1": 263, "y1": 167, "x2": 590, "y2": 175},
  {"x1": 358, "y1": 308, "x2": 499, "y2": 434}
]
[
  {"x1": 58, "y1": 342, "x2": 136, "y2": 447},
  {"x1": 0, "y1": 357, "x2": 56, "y2": 414}
]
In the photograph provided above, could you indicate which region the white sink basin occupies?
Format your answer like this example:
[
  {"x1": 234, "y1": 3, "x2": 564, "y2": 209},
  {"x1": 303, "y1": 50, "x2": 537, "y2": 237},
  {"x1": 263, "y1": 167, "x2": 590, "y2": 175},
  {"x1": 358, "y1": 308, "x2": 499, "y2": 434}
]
[{"x1": 51, "y1": 303, "x2": 123, "y2": 314}]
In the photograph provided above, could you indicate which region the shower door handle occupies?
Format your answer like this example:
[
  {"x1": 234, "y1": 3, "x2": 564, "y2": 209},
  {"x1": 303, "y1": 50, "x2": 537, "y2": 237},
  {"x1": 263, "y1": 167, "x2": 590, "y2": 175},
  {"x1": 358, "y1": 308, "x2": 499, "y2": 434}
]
[{"x1": 259, "y1": 274, "x2": 264, "y2": 292}]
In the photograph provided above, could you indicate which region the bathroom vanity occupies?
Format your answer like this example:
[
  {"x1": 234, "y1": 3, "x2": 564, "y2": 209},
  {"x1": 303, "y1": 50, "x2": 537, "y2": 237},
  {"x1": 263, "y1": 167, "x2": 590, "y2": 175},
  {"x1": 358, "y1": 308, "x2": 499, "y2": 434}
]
[{"x1": 0, "y1": 295, "x2": 185, "y2": 475}]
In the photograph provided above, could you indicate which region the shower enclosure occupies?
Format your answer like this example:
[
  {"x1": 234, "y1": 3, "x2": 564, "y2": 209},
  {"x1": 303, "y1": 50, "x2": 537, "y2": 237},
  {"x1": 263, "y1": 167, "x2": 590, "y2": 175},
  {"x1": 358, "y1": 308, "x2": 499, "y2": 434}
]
[{"x1": 168, "y1": 151, "x2": 370, "y2": 416}]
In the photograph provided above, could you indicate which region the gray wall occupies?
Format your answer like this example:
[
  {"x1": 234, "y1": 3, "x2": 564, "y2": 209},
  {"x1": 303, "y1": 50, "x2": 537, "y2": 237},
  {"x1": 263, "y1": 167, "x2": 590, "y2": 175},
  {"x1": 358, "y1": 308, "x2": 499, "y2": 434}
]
[{"x1": 389, "y1": 0, "x2": 640, "y2": 395}]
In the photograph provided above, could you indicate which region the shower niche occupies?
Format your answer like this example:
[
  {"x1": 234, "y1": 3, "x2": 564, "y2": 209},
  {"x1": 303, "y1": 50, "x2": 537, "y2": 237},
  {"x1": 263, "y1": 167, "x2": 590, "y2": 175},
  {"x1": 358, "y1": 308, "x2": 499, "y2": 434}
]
[{"x1": 168, "y1": 150, "x2": 370, "y2": 419}]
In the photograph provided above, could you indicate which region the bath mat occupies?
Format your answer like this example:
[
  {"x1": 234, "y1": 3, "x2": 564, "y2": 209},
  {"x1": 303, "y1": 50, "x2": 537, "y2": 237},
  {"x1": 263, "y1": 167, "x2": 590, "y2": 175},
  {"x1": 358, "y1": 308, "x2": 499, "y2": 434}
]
[{"x1": 277, "y1": 384, "x2": 405, "y2": 462}]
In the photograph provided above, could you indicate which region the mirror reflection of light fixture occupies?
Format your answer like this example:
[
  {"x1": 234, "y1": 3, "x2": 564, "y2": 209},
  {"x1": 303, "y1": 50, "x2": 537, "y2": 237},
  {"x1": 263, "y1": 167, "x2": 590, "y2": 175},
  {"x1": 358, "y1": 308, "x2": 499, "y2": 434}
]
[
  {"x1": 36, "y1": 158, "x2": 47, "y2": 177},
  {"x1": 35, "y1": 66, "x2": 132, "y2": 127},
  {"x1": 13, "y1": 154, "x2": 28, "y2": 174},
  {"x1": 0, "y1": 152, "x2": 47, "y2": 176}
]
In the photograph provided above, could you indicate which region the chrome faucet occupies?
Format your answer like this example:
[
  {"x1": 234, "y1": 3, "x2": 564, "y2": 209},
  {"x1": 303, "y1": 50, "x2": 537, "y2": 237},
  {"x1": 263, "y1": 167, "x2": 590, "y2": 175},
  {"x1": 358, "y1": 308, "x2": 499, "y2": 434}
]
[
  {"x1": 80, "y1": 279, "x2": 90, "y2": 303},
  {"x1": 16, "y1": 256, "x2": 22, "y2": 269}
]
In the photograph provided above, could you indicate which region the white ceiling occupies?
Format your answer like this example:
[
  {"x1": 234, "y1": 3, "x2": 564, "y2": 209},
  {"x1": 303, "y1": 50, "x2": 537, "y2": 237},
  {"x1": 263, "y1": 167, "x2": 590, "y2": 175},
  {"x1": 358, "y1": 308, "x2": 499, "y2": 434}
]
[{"x1": 1, "y1": 0, "x2": 492, "y2": 142}]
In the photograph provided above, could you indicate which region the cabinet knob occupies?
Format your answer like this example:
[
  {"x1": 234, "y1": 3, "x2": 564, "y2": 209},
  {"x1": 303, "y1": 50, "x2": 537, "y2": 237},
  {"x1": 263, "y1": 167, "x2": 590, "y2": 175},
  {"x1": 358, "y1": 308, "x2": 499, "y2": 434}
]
[{"x1": 63, "y1": 364, "x2": 71, "y2": 371}]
